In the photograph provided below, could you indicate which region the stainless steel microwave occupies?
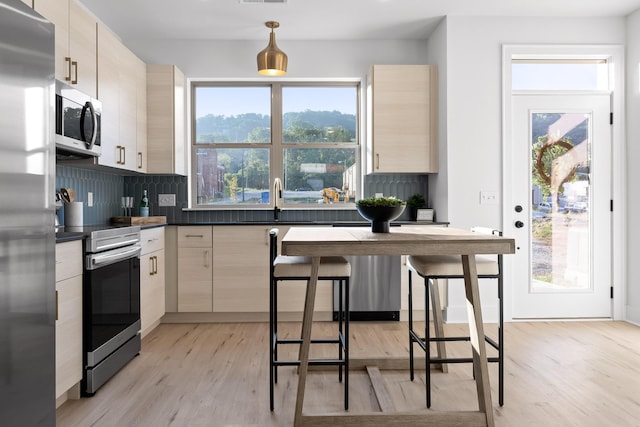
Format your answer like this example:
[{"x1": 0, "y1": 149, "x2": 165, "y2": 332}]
[{"x1": 55, "y1": 80, "x2": 101, "y2": 157}]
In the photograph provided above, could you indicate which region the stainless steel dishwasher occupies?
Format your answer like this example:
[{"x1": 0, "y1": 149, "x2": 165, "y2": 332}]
[{"x1": 332, "y1": 225, "x2": 401, "y2": 321}]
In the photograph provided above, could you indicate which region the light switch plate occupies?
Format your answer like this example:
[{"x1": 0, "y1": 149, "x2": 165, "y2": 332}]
[
  {"x1": 480, "y1": 191, "x2": 498, "y2": 205},
  {"x1": 158, "y1": 194, "x2": 176, "y2": 207}
]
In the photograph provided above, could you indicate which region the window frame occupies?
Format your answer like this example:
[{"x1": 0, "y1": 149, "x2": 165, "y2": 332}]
[{"x1": 189, "y1": 80, "x2": 361, "y2": 210}]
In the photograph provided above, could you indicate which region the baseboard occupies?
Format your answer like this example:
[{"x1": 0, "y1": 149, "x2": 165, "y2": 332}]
[{"x1": 444, "y1": 304, "x2": 499, "y2": 324}]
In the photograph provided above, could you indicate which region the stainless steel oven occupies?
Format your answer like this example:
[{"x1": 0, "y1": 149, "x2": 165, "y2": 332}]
[{"x1": 82, "y1": 226, "x2": 141, "y2": 396}]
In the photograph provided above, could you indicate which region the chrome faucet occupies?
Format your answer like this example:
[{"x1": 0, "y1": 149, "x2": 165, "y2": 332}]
[{"x1": 273, "y1": 178, "x2": 283, "y2": 221}]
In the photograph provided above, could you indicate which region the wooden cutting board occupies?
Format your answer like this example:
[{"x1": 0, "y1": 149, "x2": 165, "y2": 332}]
[{"x1": 111, "y1": 216, "x2": 167, "y2": 225}]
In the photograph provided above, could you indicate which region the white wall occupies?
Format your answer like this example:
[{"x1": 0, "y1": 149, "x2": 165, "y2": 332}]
[
  {"x1": 442, "y1": 16, "x2": 627, "y2": 322},
  {"x1": 425, "y1": 20, "x2": 447, "y2": 221},
  {"x1": 127, "y1": 39, "x2": 429, "y2": 80},
  {"x1": 626, "y1": 9, "x2": 640, "y2": 324}
]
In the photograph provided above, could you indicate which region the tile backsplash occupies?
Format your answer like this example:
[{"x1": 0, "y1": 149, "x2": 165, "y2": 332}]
[
  {"x1": 57, "y1": 165, "x2": 429, "y2": 225},
  {"x1": 56, "y1": 165, "x2": 125, "y2": 225}
]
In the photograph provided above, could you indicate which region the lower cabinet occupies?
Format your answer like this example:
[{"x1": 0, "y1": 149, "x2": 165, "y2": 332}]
[
  {"x1": 172, "y1": 225, "x2": 335, "y2": 318},
  {"x1": 212, "y1": 225, "x2": 334, "y2": 317},
  {"x1": 177, "y1": 226, "x2": 213, "y2": 312},
  {"x1": 55, "y1": 241, "x2": 83, "y2": 406},
  {"x1": 140, "y1": 227, "x2": 165, "y2": 336}
]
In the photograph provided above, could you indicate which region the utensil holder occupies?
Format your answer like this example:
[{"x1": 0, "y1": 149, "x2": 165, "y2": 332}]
[{"x1": 64, "y1": 202, "x2": 83, "y2": 227}]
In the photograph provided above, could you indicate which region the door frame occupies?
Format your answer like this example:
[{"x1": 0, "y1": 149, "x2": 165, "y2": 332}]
[{"x1": 501, "y1": 44, "x2": 626, "y2": 321}]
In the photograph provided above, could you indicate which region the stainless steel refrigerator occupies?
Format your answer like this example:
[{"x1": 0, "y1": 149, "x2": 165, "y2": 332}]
[{"x1": 0, "y1": 1, "x2": 56, "y2": 425}]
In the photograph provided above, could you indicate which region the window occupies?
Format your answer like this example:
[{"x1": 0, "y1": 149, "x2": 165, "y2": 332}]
[
  {"x1": 512, "y1": 58, "x2": 608, "y2": 91},
  {"x1": 191, "y1": 82, "x2": 359, "y2": 208}
]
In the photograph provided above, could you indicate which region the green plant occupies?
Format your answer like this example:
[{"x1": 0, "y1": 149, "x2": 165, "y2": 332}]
[
  {"x1": 406, "y1": 193, "x2": 425, "y2": 208},
  {"x1": 356, "y1": 196, "x2": 405, "y2": 207}
]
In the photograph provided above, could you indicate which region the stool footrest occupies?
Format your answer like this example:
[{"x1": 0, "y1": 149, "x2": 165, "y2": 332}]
[
  {"x1": 411, "y1": 332, "x2": 500, "y2": 351},
  {"x1": 273, "y1": 358, "x2": 347, "y2": 367},
  {"x1": 430, "y1": 357, "x2": 500, "y2": 364}
]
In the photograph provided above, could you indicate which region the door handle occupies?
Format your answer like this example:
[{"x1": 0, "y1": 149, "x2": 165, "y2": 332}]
[{"x1": 515, "y1": 220, "x2": 524, "y2": 228}]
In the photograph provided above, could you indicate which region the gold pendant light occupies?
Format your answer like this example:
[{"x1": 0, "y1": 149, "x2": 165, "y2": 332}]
[{"x1": 257, "y1": 21, "x2": 287, "y2": 76}]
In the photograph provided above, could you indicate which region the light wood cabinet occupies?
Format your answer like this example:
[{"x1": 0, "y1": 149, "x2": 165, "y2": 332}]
[
  {"x1": 136, "y1": 58, "x2": 148, "y2": 172},
  {"x1": 96, "y1": 23, "x2": 147, "y2": 172},
  {"x1": 212, "y1": 225, "x2": 334, "y2": 316},
  {"x1": 55, "y1": 241, "x2": 83, "y2": 405},
  {"x1": 140, "y1": 227, "x2": 165, "y2": 336},
  {"x1": 367, "y1": 64, "x2": 438, "y2": 174},
  {"x1": 147, "y1": 64, "x2": 186, "y2": 175},
  {"x1": 34, "y1": 0, "x2": 97, "y2": 97},
  {"x1": 20, "y1": 0, "x2": 32, "y2": 6},
  {"x1": 177, "y1": 226, "x2": 213, "y2": 312}
]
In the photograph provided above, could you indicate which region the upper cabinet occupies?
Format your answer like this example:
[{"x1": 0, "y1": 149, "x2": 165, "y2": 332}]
[
  {"x1": 96, "y1": 23, "x2": 147, "y2": 172},
  {"x1": 34, "y1": 0, "x2": 97, "y2": 97},
  {"x1": 366, "y1": 64, "x2": 438, "y2": 174},
  {"x1": 147, "y1": 64, "x2": 187, "y2": 175}
]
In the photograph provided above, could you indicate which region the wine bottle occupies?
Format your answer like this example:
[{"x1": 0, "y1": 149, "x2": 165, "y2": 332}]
[{"x1": 140, "y1": 190, "x2": 149, "y2": 217}]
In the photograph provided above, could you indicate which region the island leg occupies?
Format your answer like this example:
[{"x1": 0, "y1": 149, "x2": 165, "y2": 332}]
[
  {"x1": 294, "y1": 256, "x2": 320, "y2": 427},
  {"x1": 462, "y1": 254, "x2": 495, "y2": 427}
]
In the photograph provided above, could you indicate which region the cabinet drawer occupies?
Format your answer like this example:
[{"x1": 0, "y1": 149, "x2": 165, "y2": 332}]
[
  {"x1": 178, "y1": 226, "x2": 212, "y2": 248},
  {"x1": 141, "y1": 227, "x2": 165, "y2": 255},
  {"x1": 55, "y1": 241, "x2": 83, "y2": 282}
]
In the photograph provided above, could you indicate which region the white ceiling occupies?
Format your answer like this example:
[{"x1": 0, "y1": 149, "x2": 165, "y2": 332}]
[{"x1": 78, "y1": 0, "x2": 640, "y2": 42}]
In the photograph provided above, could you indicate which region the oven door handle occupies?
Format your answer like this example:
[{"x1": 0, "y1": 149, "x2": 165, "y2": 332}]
[
  {"x1": 87, "y1": 245, "x2": 141, "y2": 270},
  {"x1": 94, "y1": 237, "x2": 141, "y2": 252}
]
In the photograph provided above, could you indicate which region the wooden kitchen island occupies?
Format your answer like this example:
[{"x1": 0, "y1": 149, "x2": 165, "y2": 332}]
[{"x1": 281, "y1": 226, "x2": 516, "y2": 427}]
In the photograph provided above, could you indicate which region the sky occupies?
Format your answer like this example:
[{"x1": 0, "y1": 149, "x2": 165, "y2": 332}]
[{"x1": 195, "y1": 86, "x2": 357, "y2": 117}]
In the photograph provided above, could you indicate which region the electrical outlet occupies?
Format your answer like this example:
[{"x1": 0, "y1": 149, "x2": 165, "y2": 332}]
[
  {"x1": 87, "y1": 192, "x2": 93, "y2": 207},
  {"x1": 158, "y1": 194, "x2": 176, "y2": 207},
  {"x1": 480, "y1": 191, "x2": 498, "y2": 205}
]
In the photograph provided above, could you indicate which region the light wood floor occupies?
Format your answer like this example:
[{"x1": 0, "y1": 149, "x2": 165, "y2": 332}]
[{"x1": 56, "y1": 321, "x2": 640, "y2": 427}]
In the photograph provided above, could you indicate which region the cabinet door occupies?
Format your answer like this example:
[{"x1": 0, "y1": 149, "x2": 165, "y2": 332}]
[
  {"x1": 56, "y1": 275, "x2": 82, "y2": 399},
  {"x1": 212, "y1": 225, "x2": 334, "y2": 314},
  {"x1": 178, "y1": 247, "x2": 213, "y2": 312},
  {"x1": 21, "y1": 0, "x2": 32, "y2": 7},
  {"x1": 96, "y1": 23, "x2": 120, "y2": 168},
  {"x1": 136, "y1": 59, "x2": 148, "y2": 172},
  {"x1": 369, "y1": 64, "x2": 438, "y2": 173},
  {"x1": 147, "y1": 64, "x2": 186, "y2": 175},
  {"x1": 69, "y1": 0, "x2": 96, "y2": 97},
  {"x1": 34, "y1": 0, "x2": 69, "y2": 84},
  {"x1": 118, "y1": 46, "x2": 139, "y2": 171},
  {"x1": 212, "y1": 226, "x2": 270, "y2": 312},
  {"x1": 141, "y1": 249, "x2": 165, "y2": 334}
]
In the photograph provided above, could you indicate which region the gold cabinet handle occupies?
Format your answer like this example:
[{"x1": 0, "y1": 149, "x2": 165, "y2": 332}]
[
  {"x1": 376, "y1": 153, "x2": 380, "y2": 170},
  {"x1": 138, "y1": 152, "x2": 143, "y2": 169},
  {"x1": 185, "y1": 234, "x2": 204, "y2": 238},
  {"x1": 55, "y1": 290, "x2": 59, "y2": 321},
  {"x1": 204, "y1": 250, "x2": 210, "y2": 268},
  {"x1": 65, "y1": 57, "x2": 72, "y2": 82},
  {"x1": 122, "y1": 146, "x2": 126, "y2": 165},
  {"x1": 153, "y1": 255, "x2": 158, "y2": 275},
  {"x1": 71, "y1": 60, "x2": 78, "y2": 84},
  {"x1": 149, "y1": 256, "x2": 155, "y2": 276}
]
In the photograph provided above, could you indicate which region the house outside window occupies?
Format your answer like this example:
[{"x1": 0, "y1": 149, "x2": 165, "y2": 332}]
[{"x1": 191, "y1": 82, "x2": 360, "y2": 208}]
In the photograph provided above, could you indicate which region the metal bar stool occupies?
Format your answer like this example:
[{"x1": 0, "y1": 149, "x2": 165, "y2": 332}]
[
  {"x1": 269, "y1": 228, "x2": 351, "y2": 411},
  {"x1": 407, "y1": 227, "x2": 504, "y2": 408}
]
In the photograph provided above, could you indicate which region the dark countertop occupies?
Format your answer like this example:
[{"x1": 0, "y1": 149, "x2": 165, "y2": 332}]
[
  {"x1": 170, "y1": 220, "x2": 446, "y2": 227},
  {"x1": 55, "y1": 221, "x2": 445, "y2": 242}
]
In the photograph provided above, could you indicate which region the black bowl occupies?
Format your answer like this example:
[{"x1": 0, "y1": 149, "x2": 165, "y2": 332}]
[{"x1": 356, "y1": 204, "x2": 406, "y2": 233}]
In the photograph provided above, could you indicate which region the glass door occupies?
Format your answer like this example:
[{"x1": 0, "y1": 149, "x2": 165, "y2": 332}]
[{"x1": 511, "y1": 94, "x2": 612, "y2": 318}]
